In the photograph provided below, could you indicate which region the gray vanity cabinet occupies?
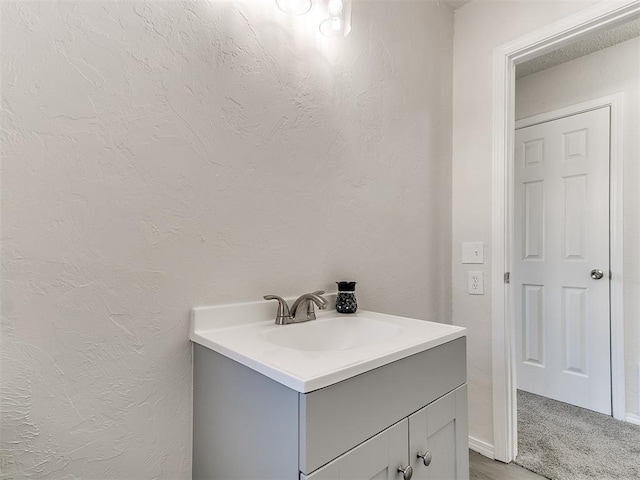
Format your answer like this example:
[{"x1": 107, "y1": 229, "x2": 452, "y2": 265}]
[{"x1": 193, "y1": 337, "x2": 468, "y2": 480}]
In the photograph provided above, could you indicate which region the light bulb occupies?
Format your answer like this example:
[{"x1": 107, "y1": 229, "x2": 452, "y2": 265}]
[
  {"x1": 320, "y1": 0, "x2": 351, "y2": 38},
  {"x1": 328, "y1": 0, "x2": 343, "y2": 16}
]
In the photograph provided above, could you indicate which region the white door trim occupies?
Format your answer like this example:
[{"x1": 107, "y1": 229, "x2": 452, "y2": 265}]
[
  {"x1": 514, "y1": 96, "x2": 620, "y2": 129},
  {"x1": 491, "y1": 0, "x2": 639, "y2": 463}
]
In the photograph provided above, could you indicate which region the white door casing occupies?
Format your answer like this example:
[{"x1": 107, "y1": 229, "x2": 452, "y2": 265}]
[{"x1": 514, "y1": 107, "x2": 611, "y2": 415}]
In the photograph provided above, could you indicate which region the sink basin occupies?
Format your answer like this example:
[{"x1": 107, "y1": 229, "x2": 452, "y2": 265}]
[{"x1": 261, "y1": 316, "x2": 403, "y2": 351}]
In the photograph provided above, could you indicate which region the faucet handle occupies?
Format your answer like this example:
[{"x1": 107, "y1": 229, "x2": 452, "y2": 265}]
[
  {"x1": 263, "y1": 295, "x2": 292, "y2": 325},
  {"x1": 311, "y1": 291, "x2": 328, "y2": 310},
  {"x1": 302, "y1": 291, "x2": 328, "y2": 321}
]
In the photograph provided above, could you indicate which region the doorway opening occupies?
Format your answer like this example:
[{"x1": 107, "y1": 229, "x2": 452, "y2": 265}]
[{"x1": 490, "y1": 0, "x2": 640, "y2": 463}]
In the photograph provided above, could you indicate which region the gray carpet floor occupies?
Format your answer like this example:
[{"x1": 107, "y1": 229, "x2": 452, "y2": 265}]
[{"x1": 516, "y1": 390, "x2": 640, "y2": 479}]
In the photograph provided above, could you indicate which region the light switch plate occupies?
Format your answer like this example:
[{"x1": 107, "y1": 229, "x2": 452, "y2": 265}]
[
  {"x1": 468, "y1": 271, "x2": 484, "y2": 295},
  {"x1": 462, "y1": 242, "x2": 484, "y2": 264}
]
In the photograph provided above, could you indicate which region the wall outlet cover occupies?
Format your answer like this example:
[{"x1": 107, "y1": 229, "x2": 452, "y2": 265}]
[{"x1": 467, "y1": 270, "x2": 484, "y2": 295}]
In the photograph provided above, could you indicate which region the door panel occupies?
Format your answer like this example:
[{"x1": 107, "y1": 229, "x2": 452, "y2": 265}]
[
  {"x1": 563, "y1": 286, "x2": 588, "y2": 375},
  {"x1": 514, "y1": 107, "x2": 611, "y2": 414},
  {"x1": 563, "y1": 175, "x2": 588, "y2": 259},
  {"x1": 523, "y1": 284, "x2": 544, "y2": 366},
  {"x1": 523, "y1": 180, "x2": 544, "y2": 259},
  {"x1": 409, "y1": 386, "x2": 469, "y2": 480}
]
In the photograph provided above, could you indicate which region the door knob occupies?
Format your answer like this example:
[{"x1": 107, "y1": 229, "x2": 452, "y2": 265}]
[
  {"x1": 397, "y1": 465, "x2": 413, "y2": 480},
  {"x1": 590, "y1": 269, "x2": 604, "y2": 280},
  {"x1": 417, "y1": 451, "x2": 432, "y2": 466}
]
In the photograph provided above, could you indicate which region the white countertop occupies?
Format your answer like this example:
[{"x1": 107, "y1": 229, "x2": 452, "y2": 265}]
[{"x1": 190, "y1": 294, "x2": 466, "y2": 393}]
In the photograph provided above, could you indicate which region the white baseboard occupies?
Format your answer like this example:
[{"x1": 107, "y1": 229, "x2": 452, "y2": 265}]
[
  {"x1": 469, "y1": 436, "x2": 494, "y2": 459},
  {"x1": 626, "y1": 413, "x2": 640, "y2": 426}
]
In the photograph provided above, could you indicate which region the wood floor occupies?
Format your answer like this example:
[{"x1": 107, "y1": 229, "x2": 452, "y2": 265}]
[{"x1": 469, "y1": 450, "x2": 547, "y2": 480}]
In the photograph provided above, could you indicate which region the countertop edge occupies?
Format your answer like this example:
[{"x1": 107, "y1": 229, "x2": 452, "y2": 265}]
[{"x1": 190, "y1": 324, "x2": 466, "y2": 393}]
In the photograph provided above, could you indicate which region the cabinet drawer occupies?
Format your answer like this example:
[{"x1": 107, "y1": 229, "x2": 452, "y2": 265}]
[
  {"x1": 301, "y1": 419, "x2": 408, "y2": 480},
  {"x1": 299, "y1": 337, "x2": 466, "y2": 474}
]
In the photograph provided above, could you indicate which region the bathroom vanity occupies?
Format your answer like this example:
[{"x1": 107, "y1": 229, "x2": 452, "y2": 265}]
[{"x1": 190, "y1": 294, "x2": 468, "y2": 480}]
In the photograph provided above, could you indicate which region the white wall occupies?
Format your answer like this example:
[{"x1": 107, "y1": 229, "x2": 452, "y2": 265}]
[
  {"x1": 452, "y1": 0, "x2": 599, "y2": 450},
  {"x1": 516, "y1": 36, "x2": 640, "y2": 420},
  {"x1": 0, "y1": 0, "x2": 453, "y2": 477}
]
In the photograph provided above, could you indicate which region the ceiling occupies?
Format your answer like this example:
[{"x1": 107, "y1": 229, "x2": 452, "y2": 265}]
[{"x1": 516, "y1": 17, "x2": 640, "y2": 79}]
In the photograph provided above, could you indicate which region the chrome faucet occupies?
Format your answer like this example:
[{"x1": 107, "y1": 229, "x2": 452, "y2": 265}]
[
  {"x1": 263, "y1": 291, "x2": 328, "y2": 325},
  {"x1": 290, "y1": 291, "x2": 328, "y2": 322}
]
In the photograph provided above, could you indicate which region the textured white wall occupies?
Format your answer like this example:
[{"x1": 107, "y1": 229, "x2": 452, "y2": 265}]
[
  {"x1": 0, "y1": 0, "x2": 453, "y2": 477},
  {"x1": 451, "y1": 0, "x2": 598, "y2": 449},
  {"x1": 516, "y1": 36, "x2": 640, "y2": 419}
]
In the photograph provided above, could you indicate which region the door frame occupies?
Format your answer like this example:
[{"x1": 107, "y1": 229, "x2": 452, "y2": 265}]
[
  {"x1": 491, "y1": 0, "x2": 639, "y2": 463},
  {"x1": 514, "y1": 96, "x2": 623, "y2": 414}
]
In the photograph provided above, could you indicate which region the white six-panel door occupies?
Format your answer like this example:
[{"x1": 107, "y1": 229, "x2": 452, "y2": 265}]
[{"x1": 514, "y1": 107, "x2": 611, "y2": 415}]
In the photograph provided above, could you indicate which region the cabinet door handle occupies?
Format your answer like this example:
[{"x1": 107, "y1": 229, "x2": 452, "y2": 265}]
[
  {"x1": 417, "y1": 451, "x2": 432, "y2": 466},
  {"x1": 397, "y1": 464, "x2": 413, "y2": 480}
]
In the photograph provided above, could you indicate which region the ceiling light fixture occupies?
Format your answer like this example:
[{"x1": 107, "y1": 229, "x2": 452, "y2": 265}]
[{"x1": 320, "y1": 0, "x2": 351, "y2": 38}]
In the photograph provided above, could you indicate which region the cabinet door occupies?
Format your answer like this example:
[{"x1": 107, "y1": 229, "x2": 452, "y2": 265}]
[
  {"x1": 409, "y1": 385, "x2": 469, "y2": 480},
  {"x1": 302, "y1": 419, "x2": 409, "y2": 480}
]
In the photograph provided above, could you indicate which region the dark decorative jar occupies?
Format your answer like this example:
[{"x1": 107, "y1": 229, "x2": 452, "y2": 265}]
[{"x1": 336, "y1": 281, "x2": 357, "y2": 314}]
